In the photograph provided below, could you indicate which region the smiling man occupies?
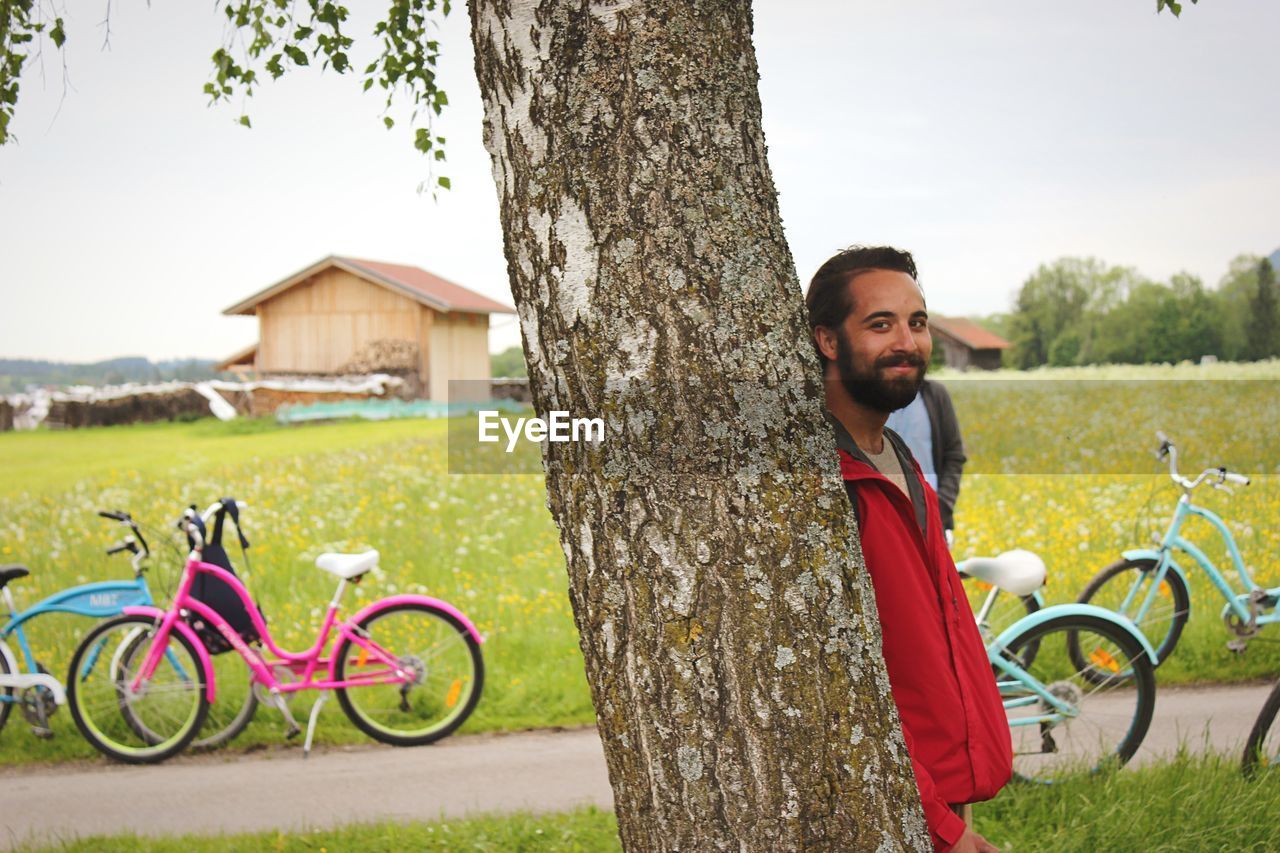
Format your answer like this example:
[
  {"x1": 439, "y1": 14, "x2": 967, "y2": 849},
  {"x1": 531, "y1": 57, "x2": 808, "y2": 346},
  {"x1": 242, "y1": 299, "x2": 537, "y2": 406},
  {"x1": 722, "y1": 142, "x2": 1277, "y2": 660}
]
[{"x1": 806, "y1": 246, "x2": 1011, "y2": 853}]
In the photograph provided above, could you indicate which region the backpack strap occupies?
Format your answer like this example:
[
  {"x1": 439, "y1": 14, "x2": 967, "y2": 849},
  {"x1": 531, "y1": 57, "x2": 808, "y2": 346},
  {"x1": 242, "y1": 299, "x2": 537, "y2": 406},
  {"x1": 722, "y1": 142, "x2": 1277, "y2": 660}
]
[
  {"x1": 218, "y1": 497, "x2": 250, "y2": 550},
  {"x1": 844, "y1": 480, "x2": 863, "y2": 532}
]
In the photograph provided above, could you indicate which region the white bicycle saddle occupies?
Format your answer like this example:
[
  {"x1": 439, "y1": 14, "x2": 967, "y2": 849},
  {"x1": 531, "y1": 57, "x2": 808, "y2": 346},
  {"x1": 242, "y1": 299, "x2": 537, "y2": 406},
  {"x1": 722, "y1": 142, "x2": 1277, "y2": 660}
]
[
  {"x1": 315, "y1": 550, "x2": 380, "y2": 580},
  {"x1": 962, "y1": 549, "x2": 1046, "y2": 596}
]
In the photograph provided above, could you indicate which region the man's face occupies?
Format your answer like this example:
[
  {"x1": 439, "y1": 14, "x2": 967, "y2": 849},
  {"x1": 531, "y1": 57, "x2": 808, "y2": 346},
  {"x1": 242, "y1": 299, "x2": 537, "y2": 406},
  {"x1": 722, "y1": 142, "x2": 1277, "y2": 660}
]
[{"x1": 827, "y1": 269, "x2": 931, "y2": 413}]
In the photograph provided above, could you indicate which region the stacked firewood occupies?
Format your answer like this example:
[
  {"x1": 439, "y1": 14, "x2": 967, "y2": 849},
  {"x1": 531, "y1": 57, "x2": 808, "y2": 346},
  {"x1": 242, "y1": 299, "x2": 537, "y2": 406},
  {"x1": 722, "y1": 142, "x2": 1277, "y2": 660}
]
[{"x1": 338, "y1": 339, "x2": 420, "y2": 373}]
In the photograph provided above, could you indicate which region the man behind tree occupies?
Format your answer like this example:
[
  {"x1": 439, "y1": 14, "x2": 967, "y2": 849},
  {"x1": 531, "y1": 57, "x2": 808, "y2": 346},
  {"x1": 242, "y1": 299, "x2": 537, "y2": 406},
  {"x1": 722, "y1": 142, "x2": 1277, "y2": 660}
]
[{"x1": 806, "y1": 246, "x2": 1011, "y2": 853}]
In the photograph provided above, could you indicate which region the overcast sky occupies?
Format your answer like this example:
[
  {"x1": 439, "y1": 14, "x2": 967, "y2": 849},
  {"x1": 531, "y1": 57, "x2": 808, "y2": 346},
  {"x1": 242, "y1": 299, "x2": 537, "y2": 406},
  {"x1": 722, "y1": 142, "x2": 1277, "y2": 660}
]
[{"x1": 1, "y1": 1, "x2": 1277, "y2": 362}]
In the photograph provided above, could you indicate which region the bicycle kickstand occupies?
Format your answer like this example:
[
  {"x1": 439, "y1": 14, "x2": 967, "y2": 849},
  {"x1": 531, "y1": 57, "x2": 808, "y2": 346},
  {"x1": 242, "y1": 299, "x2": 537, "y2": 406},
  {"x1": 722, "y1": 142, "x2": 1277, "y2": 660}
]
[{"x1": 303, "y1": 694, "x2": 329, "y2": 759}]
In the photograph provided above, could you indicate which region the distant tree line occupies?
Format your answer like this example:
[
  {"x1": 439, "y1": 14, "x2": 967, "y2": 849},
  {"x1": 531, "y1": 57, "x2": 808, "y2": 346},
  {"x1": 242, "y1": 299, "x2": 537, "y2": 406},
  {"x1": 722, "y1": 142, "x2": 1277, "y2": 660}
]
[
  {"x1": 0, "y1": 357, "x2": 222, "y2": 394},
  {"x1": 996, "y1": 254, "x2": 1279, "y2": 369},
  {"x1": 490, "y1": 346, "x2": 528, "y2": 378}
]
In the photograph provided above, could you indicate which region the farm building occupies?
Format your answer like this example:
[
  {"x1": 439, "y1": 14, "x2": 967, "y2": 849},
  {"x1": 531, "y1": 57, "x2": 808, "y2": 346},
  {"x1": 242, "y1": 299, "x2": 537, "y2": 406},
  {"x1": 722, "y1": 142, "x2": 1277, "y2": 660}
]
[
  {"x1": 219, "y1": 256, "x2": 514, "y2": 402},
  {"x1": 929, "y1": 315, "x2": 1010, "y2": 371}
]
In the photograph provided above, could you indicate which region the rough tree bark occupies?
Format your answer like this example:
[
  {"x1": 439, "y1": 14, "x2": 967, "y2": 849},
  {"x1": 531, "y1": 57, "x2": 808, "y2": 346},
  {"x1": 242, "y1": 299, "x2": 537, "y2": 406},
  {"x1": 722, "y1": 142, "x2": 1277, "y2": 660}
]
[{"x1": 470, "y1": 0, "x2": 929, "y2": 848}]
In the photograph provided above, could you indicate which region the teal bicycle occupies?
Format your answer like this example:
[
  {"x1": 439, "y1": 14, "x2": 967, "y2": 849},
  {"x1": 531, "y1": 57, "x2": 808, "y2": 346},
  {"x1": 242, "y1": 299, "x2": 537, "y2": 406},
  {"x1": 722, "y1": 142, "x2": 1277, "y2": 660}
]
[
  {"x1": 1073, "y1": 431, "x2": 1271, "y2": 675},
  {"x1": 961, "y1": 550, "x2": 1157, "y2": 782}
]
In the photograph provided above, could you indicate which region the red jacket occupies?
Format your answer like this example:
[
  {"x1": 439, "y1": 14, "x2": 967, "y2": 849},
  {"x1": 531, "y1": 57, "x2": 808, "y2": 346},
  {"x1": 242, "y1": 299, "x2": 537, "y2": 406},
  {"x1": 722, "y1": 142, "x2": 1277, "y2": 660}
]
[{"x1": 836, "y1": 424, "x2": 1011, "y2": 850}]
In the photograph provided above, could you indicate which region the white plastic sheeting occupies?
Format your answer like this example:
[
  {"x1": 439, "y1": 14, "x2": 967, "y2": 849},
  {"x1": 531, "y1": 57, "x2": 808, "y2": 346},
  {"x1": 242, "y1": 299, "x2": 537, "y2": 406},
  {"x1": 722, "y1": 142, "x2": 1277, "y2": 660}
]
[{"x1": 4, "y1": 374, "x2": 405, "y2": 430}]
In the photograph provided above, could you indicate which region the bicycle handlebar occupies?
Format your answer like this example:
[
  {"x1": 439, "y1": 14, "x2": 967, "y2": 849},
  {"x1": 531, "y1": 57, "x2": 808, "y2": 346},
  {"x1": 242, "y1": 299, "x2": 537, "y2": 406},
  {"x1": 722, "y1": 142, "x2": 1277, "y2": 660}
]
[
  {"x1": 98, "y1": 509, "x2": 150, "y2": 560},
  {"x1": 1154, "y1": 433, "x2": 1250, "y2": 493},
  {"x1": 105, "y1": 537, "x2": 138, "y2": 557}
]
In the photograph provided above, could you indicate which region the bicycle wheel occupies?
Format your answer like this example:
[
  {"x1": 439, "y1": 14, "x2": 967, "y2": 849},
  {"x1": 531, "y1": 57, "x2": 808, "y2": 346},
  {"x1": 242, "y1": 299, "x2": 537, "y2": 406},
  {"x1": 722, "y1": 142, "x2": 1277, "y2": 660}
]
[
  {"x1": 334, "y1": 602, "x2": 483, "y2": 746},
  {"x1": 0, "y1": 643, "x2": 13, "y2": 736},
  {"x1": 1073, "y1": 557, "x2": 1189, "y2": 674},
  {"x1": 195, "y1": 651, "x2": 259, "y2": 750},
  {"x1": 1243, "y1": 681, "x2": 1280, "y2": 778},
  {"x1": 67, "y1": 615, "x2": 209, "y2": 763},
  {"x1": 995, "y1": 613, "x2": 1155, "y2": 783},
  {"x1": 114, "y1": 627, "x2": 258, "y2": 751}
]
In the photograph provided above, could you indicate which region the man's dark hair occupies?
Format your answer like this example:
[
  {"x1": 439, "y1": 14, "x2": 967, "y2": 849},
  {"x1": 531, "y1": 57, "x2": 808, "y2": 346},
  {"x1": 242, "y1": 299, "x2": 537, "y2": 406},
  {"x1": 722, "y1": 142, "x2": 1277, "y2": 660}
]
[{"x1": 805, "y1": 245, "x2": 920, "y2": 366}]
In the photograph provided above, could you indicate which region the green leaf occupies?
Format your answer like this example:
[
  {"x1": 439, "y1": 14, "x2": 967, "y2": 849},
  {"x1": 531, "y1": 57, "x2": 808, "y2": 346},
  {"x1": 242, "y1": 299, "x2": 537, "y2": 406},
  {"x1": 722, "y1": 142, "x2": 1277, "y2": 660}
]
[
  {"x1": 239, "y1": 114, "x2": 252, "y2": 128},
  {"x1": 50, "y1": 18, "x2": 66, "y2": 49},
  {"x1": 437, "y1": 176, "x2": 451, "y2": 190},
  {"x1": 363, "y1": 78, "x2": 374, "y2": 92},
  {"x1": 384, "y1": 116, "x2": 395, "y2": 129}
]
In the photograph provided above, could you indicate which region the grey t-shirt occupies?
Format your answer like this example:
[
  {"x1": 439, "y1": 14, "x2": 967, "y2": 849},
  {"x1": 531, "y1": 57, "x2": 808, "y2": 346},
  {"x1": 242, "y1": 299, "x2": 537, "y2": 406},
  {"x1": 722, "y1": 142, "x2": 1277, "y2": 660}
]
[{"x1": 865, "y1": 438, "x2": 910, "y2": 498}]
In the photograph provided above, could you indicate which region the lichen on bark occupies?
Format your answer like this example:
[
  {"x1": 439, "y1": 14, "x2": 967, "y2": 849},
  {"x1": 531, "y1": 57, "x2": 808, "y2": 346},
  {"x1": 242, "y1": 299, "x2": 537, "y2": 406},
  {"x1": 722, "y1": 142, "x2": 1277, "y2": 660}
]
[{"x1": 470, "y1": 0, "x2": 929, "y2": 848}]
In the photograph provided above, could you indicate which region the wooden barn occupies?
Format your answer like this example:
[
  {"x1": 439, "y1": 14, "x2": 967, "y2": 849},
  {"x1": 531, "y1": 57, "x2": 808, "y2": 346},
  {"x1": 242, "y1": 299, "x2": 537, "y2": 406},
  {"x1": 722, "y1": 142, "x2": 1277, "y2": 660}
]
[
  {"x1": 929, "y1": 315, "x2": 1010, "y2": 371},
  {"x1": 219, "y1": 256, "x2": 514, "y2": 401}
]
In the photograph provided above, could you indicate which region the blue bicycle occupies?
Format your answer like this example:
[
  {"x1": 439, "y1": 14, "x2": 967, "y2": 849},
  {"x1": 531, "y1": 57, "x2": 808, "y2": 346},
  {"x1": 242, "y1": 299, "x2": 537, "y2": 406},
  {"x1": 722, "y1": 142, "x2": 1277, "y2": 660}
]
[
  {"x1": 961, "y1": 550, "x2": 1157, "y2": 782},
  {"x1": 0, "y1": 509, "x2": 255, "y2": 747},
  {"x1": 1073, "y1": 431, "x2": 1270, "y2": 673}
]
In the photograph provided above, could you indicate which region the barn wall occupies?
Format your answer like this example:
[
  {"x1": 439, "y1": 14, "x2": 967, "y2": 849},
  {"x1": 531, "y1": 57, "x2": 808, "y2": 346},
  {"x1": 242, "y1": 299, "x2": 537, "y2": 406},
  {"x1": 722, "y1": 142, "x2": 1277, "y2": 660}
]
[
  {"x1": 256, "y1": 269, "x2": 420, "y2": 373},
  {"x1": 427, "y1": 312, "x2": 492, "y2": 402}
]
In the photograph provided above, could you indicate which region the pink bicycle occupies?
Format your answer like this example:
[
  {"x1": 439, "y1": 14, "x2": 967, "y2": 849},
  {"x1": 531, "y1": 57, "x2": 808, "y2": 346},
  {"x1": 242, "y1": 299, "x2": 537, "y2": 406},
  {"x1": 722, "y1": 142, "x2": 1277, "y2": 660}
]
[{"x1": 67, "y1": 502, "x2": 484, "y2": 764}]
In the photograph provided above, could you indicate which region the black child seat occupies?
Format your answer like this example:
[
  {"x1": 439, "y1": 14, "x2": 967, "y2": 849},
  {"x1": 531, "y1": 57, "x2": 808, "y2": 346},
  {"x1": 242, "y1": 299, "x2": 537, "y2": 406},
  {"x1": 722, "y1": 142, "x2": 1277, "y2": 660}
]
[{"x1": 185, "y1": 499, "x2": 265, "y2": 655}]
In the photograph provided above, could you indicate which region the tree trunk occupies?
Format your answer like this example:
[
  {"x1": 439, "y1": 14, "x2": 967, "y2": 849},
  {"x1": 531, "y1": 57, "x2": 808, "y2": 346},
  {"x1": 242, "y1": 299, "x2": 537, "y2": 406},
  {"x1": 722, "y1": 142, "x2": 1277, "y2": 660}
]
[{"x1": 469, "y1": 0, "x2": 929, "y2": 848}]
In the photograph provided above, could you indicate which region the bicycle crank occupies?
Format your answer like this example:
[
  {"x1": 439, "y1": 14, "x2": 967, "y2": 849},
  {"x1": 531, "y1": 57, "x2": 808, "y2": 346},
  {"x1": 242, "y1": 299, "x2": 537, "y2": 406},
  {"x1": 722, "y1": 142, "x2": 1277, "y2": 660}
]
[
  {"x1": 20, "y1": 663, "x2": 58, "y2": 738},
  {"x1": 1033, "y1": 680, "x2": 1085, "y2": 755}
]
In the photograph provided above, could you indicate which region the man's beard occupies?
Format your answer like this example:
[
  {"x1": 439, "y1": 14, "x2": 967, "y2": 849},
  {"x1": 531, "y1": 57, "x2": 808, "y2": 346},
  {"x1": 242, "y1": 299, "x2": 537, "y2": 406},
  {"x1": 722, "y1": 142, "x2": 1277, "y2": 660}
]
[{"x1": 834, "y1": 330, "x2": 927, "y2": 413}]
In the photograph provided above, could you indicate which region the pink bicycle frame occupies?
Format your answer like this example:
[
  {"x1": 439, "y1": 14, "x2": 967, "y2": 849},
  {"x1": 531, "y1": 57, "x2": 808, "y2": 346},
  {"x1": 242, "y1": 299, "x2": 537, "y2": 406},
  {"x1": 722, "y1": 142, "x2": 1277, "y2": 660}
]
[{"x1": 123, "y1": 555, "x2": 482, "y2": 702}]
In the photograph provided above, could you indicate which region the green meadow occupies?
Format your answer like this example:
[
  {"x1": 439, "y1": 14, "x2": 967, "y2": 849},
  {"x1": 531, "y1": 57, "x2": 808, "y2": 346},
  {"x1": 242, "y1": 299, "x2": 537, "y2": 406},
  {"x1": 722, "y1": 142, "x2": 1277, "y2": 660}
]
[{"x1": 1, "y1": 360, "x2": 1278, "y2": 765}]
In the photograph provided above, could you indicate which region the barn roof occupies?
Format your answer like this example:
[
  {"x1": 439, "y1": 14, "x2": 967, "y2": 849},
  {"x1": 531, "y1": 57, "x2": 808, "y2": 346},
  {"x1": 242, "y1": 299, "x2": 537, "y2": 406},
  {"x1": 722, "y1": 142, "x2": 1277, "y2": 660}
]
[
  {"x1": 929, "y1": 315, "x2": 1011, "y2": 350},
  {"x1": 214, "y1": 343, "x2": 258, "y2": 372},
  {"x1": 222, "y1": 255, "x2": 515, "y2": 316}
]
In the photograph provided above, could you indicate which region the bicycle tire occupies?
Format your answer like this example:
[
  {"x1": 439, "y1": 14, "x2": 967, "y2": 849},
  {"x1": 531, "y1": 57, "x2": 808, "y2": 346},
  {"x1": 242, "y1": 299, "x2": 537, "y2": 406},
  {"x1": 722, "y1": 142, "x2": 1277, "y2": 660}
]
[
  {"x1": 334, "y1": 602, "x2": 483, "y2": 747},
  {"x1": 997, "y1": 612, "x2": 1156, "y2": 783},
  {"x1": 1243, "y1": 680, "x2": 1280, "y2": 778},
  {"x1": 67, "y1": 615, "x2": 209, "y2": 764},
  {"x1": 114, "y1": 627, "x2": 258, "y2": 751},
  {"x1": 1073, "y1": 557, "x2": 1189, "y2": 676},
  {"x1": 0, "y1": 642, "x2": 13, "y2": 736}
]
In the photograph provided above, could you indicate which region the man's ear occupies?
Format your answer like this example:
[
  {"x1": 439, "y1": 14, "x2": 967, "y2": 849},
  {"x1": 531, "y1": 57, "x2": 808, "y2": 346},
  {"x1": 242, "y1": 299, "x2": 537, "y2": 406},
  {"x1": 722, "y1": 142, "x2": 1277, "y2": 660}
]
[{"x1": 814, "y1": 326, "x2": 840, "y2": 362}]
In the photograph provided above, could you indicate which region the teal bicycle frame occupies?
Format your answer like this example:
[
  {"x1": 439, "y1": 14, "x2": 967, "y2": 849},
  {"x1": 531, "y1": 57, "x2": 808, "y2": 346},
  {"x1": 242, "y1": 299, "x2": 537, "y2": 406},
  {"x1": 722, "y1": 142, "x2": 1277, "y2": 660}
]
[
  {"x1": 1122, "y1": 492, "x2": 1280, "y2": 654},
  {"x1": 0, "y1": 575, "x2": 154, "y2": 709}
]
